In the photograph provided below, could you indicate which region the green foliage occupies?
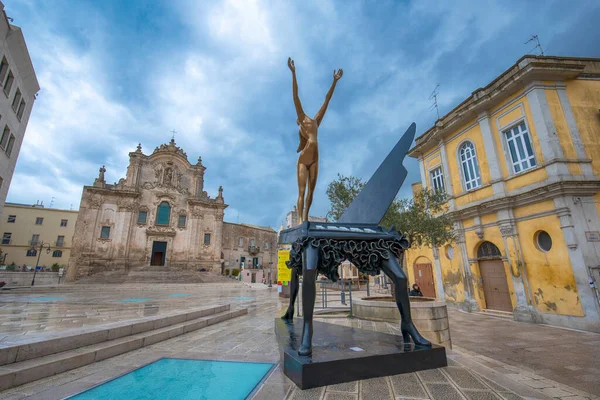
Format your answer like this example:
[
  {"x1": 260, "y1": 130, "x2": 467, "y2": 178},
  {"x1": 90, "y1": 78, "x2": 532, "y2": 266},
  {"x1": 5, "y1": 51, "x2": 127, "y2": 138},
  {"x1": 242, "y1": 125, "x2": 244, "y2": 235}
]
[
  {"x1": 6, "y1": 265, "x2": 15, "y2": 271},
  {"x1": 326, "y1": 174, "x2": 365, "y2": 221},
  {"x1": 225, "y1": 268, "x2": 230, "y2": 276},
  {"x1": 231, "y1": 269, "x2": 240, "y2": 277},
  {"x1": 326, "y1": 174, "x2": 455, "y2": 248},
  {"x1": 51, "y1": 263, "x2": 60, "y2": 272}
]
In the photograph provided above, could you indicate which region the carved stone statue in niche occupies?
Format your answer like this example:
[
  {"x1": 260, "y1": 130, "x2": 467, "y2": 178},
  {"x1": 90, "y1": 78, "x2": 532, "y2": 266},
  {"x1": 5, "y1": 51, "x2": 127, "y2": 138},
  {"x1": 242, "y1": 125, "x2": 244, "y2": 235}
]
[
  {"x1": 154, "y1": 164, "x2": 163, "y2": 182},
  {"x1": 165, "y1": 168, "x2": 173, "y2": 186}
]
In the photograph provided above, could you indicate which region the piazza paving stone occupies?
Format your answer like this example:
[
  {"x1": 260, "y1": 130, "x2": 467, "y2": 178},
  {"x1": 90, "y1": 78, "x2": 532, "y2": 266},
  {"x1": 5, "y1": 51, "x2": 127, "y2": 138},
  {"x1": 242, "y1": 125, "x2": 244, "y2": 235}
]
[
  {"x1": 425, "y1": 383, "x2": 464, "y2": 400},
  {"x1": 389, "y1": 372, "x2": 429, "y2": 398},
  {"x1": 0, "y1": 284, "x2": 596, "y2": 400}
]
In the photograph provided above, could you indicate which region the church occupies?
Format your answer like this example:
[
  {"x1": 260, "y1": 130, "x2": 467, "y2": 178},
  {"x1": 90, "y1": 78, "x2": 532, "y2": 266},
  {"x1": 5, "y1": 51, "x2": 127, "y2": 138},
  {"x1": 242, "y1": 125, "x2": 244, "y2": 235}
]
[{"x1": 66, "y1": 139, "x2": 277, "y2": 282}]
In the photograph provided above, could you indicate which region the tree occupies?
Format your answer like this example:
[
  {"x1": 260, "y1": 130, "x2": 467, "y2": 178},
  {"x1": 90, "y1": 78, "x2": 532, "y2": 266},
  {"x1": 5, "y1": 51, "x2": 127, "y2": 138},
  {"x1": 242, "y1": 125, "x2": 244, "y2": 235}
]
[
  {"x1": 326, "y1": 174, "x2": 455, "y2": 248},
  {"x1": 326, "y1": 174, "x2": 455, "y2": 297}
]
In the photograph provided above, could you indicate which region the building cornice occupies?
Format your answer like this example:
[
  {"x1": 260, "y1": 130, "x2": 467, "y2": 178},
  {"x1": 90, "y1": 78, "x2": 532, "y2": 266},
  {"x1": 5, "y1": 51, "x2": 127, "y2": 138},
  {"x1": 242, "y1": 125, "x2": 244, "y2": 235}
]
[
  {"x1": 408, "y1": 55, "x2": 600, "y2": 158},
  {"x1": 85, "y1": 186, "x2": 140, "y2": 198},
  {"x1": 453, "y1": 180, "x2": 600, "y2": 220}
]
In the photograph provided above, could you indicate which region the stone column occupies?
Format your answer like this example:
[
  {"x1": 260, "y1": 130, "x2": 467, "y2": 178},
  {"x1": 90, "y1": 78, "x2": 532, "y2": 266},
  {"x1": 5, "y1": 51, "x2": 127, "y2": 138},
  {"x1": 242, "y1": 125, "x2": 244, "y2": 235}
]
[
  {"x1": 438, "y1": 141, "x2": 455, "y2": 210},
  {"x1": 525, "y1": 82, "x2": 569, "y2": 177},
  {"x1": 455, "y1": 223, "x2": 479, "y2": 311},
  {"x1": 556, "y1": 84, "x2": 595, "y2": 177},
  {"x1": 431, "y1": 247, "x2": 446, "y2": 300},
  {"x1": 477, "y1": 112, "x2": 506, "y2": 194},
  {"x1": 418, "y1": 157, "x2": 427, "y2": 188}
]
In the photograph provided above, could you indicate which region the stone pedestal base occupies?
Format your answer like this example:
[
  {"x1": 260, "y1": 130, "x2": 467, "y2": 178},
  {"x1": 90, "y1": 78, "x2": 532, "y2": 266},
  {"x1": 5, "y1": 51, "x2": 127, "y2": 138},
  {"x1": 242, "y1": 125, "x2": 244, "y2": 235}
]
[{"x1": 274, "y1": 318, "x2": 447, "y2": 390}]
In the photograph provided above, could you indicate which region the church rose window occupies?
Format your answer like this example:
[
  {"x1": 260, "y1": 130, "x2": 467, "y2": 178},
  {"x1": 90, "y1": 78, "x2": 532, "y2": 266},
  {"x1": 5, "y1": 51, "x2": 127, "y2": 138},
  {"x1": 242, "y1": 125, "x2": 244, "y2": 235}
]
[{"x1": 156, "y1": 202, "x2": 171, "y2": 225}]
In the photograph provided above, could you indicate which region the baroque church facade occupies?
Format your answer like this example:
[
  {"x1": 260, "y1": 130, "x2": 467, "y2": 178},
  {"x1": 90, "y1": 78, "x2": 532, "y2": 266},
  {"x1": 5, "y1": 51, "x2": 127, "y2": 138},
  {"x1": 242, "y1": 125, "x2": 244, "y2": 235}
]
[{"x1": 66, "y1": 139, "x2": 276, "y2": 282}]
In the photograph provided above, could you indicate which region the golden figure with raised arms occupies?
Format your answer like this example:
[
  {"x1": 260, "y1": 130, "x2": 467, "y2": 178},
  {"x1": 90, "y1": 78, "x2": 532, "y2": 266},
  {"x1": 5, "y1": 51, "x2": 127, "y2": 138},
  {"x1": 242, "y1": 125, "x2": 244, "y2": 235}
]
[{"x1": 288, "y1": 57, "x2": 343, "y2": 223}]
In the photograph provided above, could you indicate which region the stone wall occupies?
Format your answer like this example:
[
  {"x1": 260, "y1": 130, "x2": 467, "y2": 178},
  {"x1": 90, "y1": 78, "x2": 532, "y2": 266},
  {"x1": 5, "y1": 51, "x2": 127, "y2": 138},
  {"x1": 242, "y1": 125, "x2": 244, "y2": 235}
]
[
  {"x1": 0, "y1": 272, "x2": 61, "y2": 287},
  {"x1": 352, "y1": 297, "x2": 452, "y2": 348}
]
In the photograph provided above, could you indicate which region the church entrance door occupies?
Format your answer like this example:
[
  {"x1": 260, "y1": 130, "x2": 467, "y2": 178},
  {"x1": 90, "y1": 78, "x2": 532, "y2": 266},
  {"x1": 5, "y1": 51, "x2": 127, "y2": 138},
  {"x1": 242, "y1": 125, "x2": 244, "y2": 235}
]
[{"x1": 151, "y1": 241, "x2": 167, "y2": 266}]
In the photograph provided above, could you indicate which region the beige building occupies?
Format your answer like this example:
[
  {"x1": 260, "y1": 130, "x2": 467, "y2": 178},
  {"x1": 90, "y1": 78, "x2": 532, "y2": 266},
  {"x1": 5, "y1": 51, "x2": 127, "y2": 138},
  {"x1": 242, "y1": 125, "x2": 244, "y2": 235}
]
[
  {"x1": 0, "y1": 202, "x2": 77, "y2": 268},
  {"x1": 222, "y1": 222, "x2": 277, "y2": 283},
  {"x1": 67, "y1": 139, "x2": 277, "y2": 282},
  {"x1": 0, "y1": 2, "x2": 40, "y2": 216}
]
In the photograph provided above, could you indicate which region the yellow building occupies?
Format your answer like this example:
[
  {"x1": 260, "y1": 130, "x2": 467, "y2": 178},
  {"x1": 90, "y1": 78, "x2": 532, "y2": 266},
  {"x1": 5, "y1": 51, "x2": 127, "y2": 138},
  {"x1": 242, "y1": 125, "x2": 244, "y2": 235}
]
[
  {"x1": 407, "y1": 55, "x2": 600, "y2": 333},
  {"x1": 0, "y1": 202, "x2": 77, "y2": 268}
]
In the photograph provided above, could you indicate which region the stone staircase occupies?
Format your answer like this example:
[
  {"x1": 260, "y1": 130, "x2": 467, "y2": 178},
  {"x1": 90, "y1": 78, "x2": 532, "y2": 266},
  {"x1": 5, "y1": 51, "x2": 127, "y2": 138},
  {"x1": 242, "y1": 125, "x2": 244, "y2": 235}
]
[
  {"x1": 0, "y1": 304, "x2": 247, "y2": 391},
  {"x1": 76, "y1": 268, "x2": 233, "y2": 284},
  {"x1": 479, "y1": 308, "x2": 514, "y2": 320}
]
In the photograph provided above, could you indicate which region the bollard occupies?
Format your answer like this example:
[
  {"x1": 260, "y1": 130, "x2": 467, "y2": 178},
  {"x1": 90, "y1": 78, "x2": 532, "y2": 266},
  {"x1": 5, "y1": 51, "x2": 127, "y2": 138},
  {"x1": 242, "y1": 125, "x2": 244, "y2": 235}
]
[
  {"x1": 341, "y1": 289, "x2": 346, "y2": 305},
  {"x1": 366, "y1": 278, "x2": 370, "y2": 297},
  {"x1": 349, "y1": 280, "x2": 353, "y2": 317}
]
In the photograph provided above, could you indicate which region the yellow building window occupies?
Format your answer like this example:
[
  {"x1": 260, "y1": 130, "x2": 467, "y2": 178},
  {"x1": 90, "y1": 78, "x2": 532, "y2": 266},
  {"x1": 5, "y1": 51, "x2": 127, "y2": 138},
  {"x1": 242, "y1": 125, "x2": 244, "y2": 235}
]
[
  {"x1": 504, "y1": 122, "x2": 536, "y2": 173},
  {"x1": 459, "y1": 141, "x2": 481, "y2": 190}
]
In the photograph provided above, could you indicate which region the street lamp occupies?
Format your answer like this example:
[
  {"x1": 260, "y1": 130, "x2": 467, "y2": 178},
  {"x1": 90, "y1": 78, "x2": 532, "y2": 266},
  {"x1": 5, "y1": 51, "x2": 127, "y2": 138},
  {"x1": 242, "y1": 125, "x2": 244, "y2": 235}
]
[
  {"x1": 30, "y1": 240, "x2": 52, "y2": 286},
  {"x1": 268, "y1": 240, "x2": 274, "y2": 287}
]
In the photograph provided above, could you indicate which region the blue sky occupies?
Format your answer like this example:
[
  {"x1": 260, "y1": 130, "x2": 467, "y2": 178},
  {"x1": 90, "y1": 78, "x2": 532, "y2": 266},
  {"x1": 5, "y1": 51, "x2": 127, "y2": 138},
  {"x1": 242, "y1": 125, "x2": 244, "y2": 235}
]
[{"x1": 6, "y1": 0, "x2": 600, "y2": 228}]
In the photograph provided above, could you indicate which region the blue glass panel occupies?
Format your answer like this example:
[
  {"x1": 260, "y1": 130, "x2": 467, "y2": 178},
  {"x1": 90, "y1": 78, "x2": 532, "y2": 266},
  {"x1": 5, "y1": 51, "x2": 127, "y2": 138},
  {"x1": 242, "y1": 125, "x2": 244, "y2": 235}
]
[
  {"x1": 523, "y1": 132, "x2": 534, "y2": 158},
  {"x1": 71, "y1": 358, "x2": 273, "y2": 400},
  {"x1": 137, "y1": 211, "x2": 147, "y2": 224},
  {"x1": 156, "y1": 202, "x2": 171, "y2": 225}
]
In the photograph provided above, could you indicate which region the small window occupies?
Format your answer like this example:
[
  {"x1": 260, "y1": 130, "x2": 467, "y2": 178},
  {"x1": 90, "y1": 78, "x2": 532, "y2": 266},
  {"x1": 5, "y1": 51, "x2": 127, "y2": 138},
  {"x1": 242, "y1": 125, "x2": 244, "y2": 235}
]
[
  {"x1": 26, "y1": 249, "x2": 37, "y2": 257},
  {"x1": 0, "y1": 57, "x2": 8, "y2": 83},
  {"x1": 204, "y1": 233, "x2": 211, "y2": 245},
  {"x1": 178, "y1": 215, "x2": 187, "y2": 228},
  {"x1": 7, "y1": 215, "x2": 15, "y2": 223},
  {"x1": 238, "y1": 237, "x2": 244, "y2": 247},
  {"x1": 240, "y1": 256, "x2": 245, "y2": 267},
  {"x1": 100, "y1": 226, "x2": 110, "y2": 239},
  {"x1": 2, "y1": 232, "x2": 11, "y2": 244},
  {"x1": 250, "y1": 239, "x2": 255, "y2": 247},
  {"x1": 504, "y1": 122, "x2": 536, "y2": 173},
  {"x1": 536, "y1": 231, "x2": 552, "y2": 252},
  {"x1": 56, "y1": 236, "x2": 65, "y2": 247},
  {"x1": 11, "y1": 88, "x2": 21, "y2": 112},
  {"x1": 16, "y1": 99, "x2": 25, "y2": 120},
  {"x1": 5, "y1": 134, "x2": 14, "y2": 157},
  {"x1": 31, "y1": 234, "x2": 40, "y2": 245},
  {"x1": 3, "y1": 70, "x2": 14, "y2": 95},
  {"x1": 264, "y1": 242, "x2": 269, "y2": 250},
  {"x1": 52, "y1": 250, "x2": 63, "y2": 258},
  {"x1": 137, "y1": 211, "x2": 147, "y2": 224},
  {"x1": 60, "y1": 219, "x2": 68, "y2": 227},
  {"x1": 459, "y1": 141, "x2": 482, "y2": 190},
  {"x1": 156, "y1": 201, "x2": 171, "y2": 225},
  {"x1": 0, "y1": 126, "x2": 9, "y2": 149},
  {"x1": 430, "y1": 166, "x2": 445, "y2": 192},
  {"x1": 35, "y1": 217, "x2": 43, "y2": 225}
]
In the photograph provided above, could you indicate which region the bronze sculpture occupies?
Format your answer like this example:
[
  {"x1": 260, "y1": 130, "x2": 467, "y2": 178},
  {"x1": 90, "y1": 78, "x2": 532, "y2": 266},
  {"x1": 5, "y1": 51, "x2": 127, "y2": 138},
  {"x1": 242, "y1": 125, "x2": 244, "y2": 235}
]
[
  {"x1": 280, "y1": 121, "x2": 432, "y2": 357},
  {"x1": 288, "y1": 57, "x2": 343, "y2": 223}
]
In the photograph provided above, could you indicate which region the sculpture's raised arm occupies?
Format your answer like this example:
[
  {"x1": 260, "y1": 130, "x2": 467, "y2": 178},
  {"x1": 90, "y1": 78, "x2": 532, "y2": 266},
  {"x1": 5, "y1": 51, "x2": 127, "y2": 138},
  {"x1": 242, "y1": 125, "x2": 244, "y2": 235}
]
[
  {"x1": 315, "y1": 68, "x2": 343, "y2": 126},
  {"x1": 288, "y1": 58, "x2": 305, "y2": 120}
]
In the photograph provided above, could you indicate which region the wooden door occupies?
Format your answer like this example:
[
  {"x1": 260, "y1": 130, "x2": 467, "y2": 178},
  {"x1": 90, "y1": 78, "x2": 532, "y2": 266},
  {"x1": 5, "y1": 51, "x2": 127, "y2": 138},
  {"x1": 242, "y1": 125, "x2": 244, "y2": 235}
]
[
  {"x1": 479, "y1": 260, "x2": 512, "y2": 312},
  {"x1": 413, "y1": 263, "x2": 436, "y2": 298}
]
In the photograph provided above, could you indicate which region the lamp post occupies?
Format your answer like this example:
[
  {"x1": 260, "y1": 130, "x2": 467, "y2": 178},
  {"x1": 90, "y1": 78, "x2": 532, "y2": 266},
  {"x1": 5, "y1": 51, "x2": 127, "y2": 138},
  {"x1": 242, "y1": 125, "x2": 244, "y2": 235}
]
[
  {"x1": 268, "y1": 240, "x2": 274, "y2": 287},
  {"x1": 30, "y1": 240, "x2": 52, "y2": 286}
]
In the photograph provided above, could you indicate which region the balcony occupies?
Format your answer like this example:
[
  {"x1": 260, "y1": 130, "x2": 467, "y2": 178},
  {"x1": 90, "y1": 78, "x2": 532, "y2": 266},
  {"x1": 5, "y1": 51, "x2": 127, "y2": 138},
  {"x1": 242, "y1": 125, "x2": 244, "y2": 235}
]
[
  {"x1": 55, "y1": 241, "x2": 67, "y2": 247},
  {"x1": 248, "y1": 245, "x2": 260, "y2": 255},
  {"x1": 28, "y1": 240, "x2": 40, "y2": 247}
]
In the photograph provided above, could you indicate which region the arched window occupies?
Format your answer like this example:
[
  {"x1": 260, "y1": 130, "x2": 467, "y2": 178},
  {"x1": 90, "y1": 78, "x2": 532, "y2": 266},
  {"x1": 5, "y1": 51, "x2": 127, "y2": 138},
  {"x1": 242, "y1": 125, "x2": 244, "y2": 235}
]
[
  {"x1": 459, "y1": 141, "x2": 482, "y2": 191},
  {"x1": 156, "y1": 202, "x2": 171, "y2": 225},
  {"x1": 477, "y1": 241, "x2": 502, "y2": 259},
  {"x1": 52, "y1": 250, "x2": 63, "y2": 258}
]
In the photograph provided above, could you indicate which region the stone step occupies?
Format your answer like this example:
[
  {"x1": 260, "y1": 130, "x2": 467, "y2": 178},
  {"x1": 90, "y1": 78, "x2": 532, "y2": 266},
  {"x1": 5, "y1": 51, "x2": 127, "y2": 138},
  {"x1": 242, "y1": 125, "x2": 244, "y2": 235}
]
[
  {"x1": 0, "y1": 308, "x2": 248, "y2": 391},
  {"x1": 479, "y1": 309, "x2": 514, "y2": 320},
  {"x1": 0, "y1": 304, "x2": 230, "y2": 366}
]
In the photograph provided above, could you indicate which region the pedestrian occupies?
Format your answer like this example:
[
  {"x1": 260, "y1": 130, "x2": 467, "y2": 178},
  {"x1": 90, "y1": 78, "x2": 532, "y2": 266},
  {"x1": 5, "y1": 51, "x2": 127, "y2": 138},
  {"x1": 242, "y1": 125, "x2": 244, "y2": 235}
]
[{"x1": 409, "y1": 283, "x2": 423, "y2": 297}]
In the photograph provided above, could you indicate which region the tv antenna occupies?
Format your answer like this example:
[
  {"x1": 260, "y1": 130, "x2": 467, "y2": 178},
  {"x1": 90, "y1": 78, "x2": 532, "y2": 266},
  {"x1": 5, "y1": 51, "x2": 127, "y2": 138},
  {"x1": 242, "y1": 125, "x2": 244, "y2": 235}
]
[
  {"x1": 429, "y1": 84, "x2": 440, "y2": 120},
  {"x1": 49, "y1": 197, "x2": 55, "y2": 208},
  {"x1": 525, "y1": 35, "x2": 544, "y2": 56}
]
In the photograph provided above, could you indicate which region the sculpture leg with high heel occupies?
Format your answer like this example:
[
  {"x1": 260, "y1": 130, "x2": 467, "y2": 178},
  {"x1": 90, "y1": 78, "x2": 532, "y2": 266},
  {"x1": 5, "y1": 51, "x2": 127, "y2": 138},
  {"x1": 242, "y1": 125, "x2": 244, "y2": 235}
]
[
  {"x1": 282, "y1": 268, "x2": 299, "y2": 321},
  {"x1": 298, "y1": 245, "x2": 319, "y2": 356},
  {"x1": 380, "y1": 255, "x2": 431, "y2": 347}
]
